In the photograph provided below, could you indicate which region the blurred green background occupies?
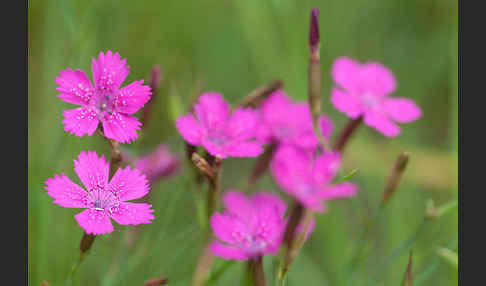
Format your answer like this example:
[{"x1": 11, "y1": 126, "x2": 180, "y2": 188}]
[{"x1": 28, "y1": 0, "x2": 458, "y2": 285}]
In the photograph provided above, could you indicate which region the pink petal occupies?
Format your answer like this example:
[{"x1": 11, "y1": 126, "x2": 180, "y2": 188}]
[
  {"x1": 201, "y1": 137, "x2": 228, "y2": 159},
  {"x1": 320, "y1": 182, "x2": 358, "y2": 200},
  {"x1": 91, "y1": 50, "x2": 130, "y2": 93},
  {"x1": 209, "y1": 241, "x2": 248, "y2": 261},
  {"x1": 62, "y1": 107, "x2": 99, "y2": 137},
  {"x1": 108, "y1": 166, "x2": 149, "y2": 201},
  {"x1": 299, "y1": 196, "x2": 326, "y2": 212},
  {"x1": 290, "y1": 103, "x2": 319, "y2": 148},
  {"x1": 101, "y1": 112, "x2": 141, "y2": 143},
  {"x1": 255, "y1": 123, "x2": 273, "y2": 144},
  {"x1": 193, "y1": 92, "x2": 230, "y2": 129},
  {"x1": 331, "y1": 57, "x2": 363, "y2": 93},
  {"x1": 226, "y1": 141, "x2": 264, "y2": 158},
  {"x1": 330, "y1": 87, "x2": 363, "y2": 119},
  {"x1": 44, "y1": 173, "x2": 88, "y2": 208},
  {"x1": 111, "y1": 80, "x2": 151, "y2": 114},
  {"x1": 56, "y1": 68, "x2": 95, "y2": 105},
  {"x1": 363, "y1": 110, "x2": 401, "y2": 137},
  {"x1": 251, "y1": 191, "x2": 287, "y2": 218},
  {"x1": 222, "y1": 191, "x2": 253, "y2": 219},
  {"x1": 360, "y1": 62, "x2": 397, "y2": 96},
  {"x1": 74, "y1": 151, "x2": 109, "y2": 191},
  {"x1": 331, "y1": 57, "x2": 396, "y2": 96},
  {"x1": 318, "y1": 114, "x2": 335, "y2": 140},
  {"x1": 210, "y1": 213, "x2": 241, "y2": 244},
  {"x1": 75, "y1": 209, "x2": 114, "y2": 235},
  {"x1": 270, "y1": 145, "x2": 311, "y2": 192},
  {"x1": 312, "y1": 151, "x2": 341, "y2": 185},
  {"x1": 227, "y1": 107, "x2": 259, "y2": 140},
  {"x1": 175, "y1": 113, "x2": 205, "y2": 145},
  {"x1": 294, "y1": 130, "x2": 319, "y2": 150},
  {"x1": 260, "y1": 90, "x2": 293, "y2": 125},
  {"x1": 382, "y1": 97, "x2": 422, "y2": 123},
  {"x1": 110, "y1": 202, "x2": 154, "y2": 225}
]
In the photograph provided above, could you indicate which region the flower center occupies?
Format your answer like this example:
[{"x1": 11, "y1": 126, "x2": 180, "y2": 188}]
[
  {"x1": 274, "y1": 124, "x2": 293, "y2": 140},
  {"x1": 208, "y1": 129, "x2": 230, "y2": 146},
  {"x1": 88, "y1": 188, "x2": 119, "y2": 212},
  {"x1": 240, "y1": 234, "x2": 267, "y2": 254},
  {"x1": 361, "y1": 92, "x2": 378, "y2": 110},
  {"x1": 89, "y1": 93, "x2": 113, "y2": 118}
]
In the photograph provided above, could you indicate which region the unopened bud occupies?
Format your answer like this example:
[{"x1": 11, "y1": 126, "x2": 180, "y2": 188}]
[
  {"x1": 382, "y1": 152, "x2": 410, "y2": 204},
  {"x1": 309, "y1": 8, "x2": 320, "y2": 59},
  {"x1": 191, "y1": 153, "x2": 214, "y2": 180},
  {"x1": 248, "y1": 143, "x2": 278, "y2": 186}
]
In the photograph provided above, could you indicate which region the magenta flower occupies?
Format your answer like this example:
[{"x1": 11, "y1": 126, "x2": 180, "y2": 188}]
[
  {"x1": 256, "y1": 90, "x2": 334, "y2": 149},
  {"x1": 209, "y1": 190, "x2": 287, "y2": 260},
  {"x1": 133, "y1": 144, "x2": 180, "y2": 183},
  {"x1": 56, "y1": 51, "x2": 152, "y2": 143},
  {"x1": 330, "y1": 56, "x2": 422, "y2": 137},
  {"x1": 271, "y1": 145, "x2": 358, "y2": 212},
  {"x1": 44, "y1": 151, "x2": 154, "y2": 235},
  {"x1": 175, "y1": 92, "x2": 263, "y2": 158}
]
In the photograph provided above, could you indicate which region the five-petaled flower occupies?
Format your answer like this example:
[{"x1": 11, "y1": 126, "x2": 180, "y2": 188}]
[
  {"x1": 271, "y1": 145, "x2": 358, "y2": 212},
  {"x1": 210, "y1": 190, "x2": 287, "y2": 260},
  {"x1": 175, "y1": 92, "x2": 263, "y2": 159},
  {"x1": 330, "y1": 56, "x2": 422, "y2": 137},
  {"x1": 44, "y1": 151, "x2": 154, "y2": 235},
  {"x1": 56, "y1": 50, "x2": 152, "y2": 143},
  {"x1": 256, "y1": 90, "x2": 334, "y2": 150}
]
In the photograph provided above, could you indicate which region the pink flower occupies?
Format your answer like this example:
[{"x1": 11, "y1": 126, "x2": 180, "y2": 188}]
[
  {"x1": 44, "y1": 151, "x2": 154, "y2": 235},
  {"x1": 270, "y1": 145, "x2": 358, "y2": 212},
  {"x1": 256, "y1": 90, "x2": 334, "y2": 150},
  {"x1": 175, "y1": 93, "x2": 263, "y2": 158},
  {"x1": 56, "y1": 51, "x2": 152, "y2": 143},
  {"x1": 133, "y1": 144, "x2": 180, "y2": 183},
  {"x1": 210, "y1": 190, "x2": 287, "y2": 260},
  {"x1": 330, "y1": 56, "x2": 422, "y2": 137}
]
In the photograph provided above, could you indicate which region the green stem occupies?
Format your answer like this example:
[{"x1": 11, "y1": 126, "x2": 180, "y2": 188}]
[{"x1": 65, "y1": 252, "x2": 86, "y2": 286}]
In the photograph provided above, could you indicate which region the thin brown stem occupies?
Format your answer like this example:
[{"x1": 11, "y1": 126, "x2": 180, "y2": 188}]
[
  {"x1": 108, "y1": 139, "x2": 122, "y2": 179},
  {"x1": 207, "y1": 157, "x2": 222, "y2": 220},
  {"x1": 236, "y1": 80, "x2": 284, "y2": 109},
  {"x1": 333, "y1": 117, "x2": 363, "y2": 152},
  {"x1": 282, "y1": 203, "x2": 304, "y2": 247},
  {"x1": 249, "y1": 256, "x2": 266, "y2": 286},
  {"x1": 247, "y1": 143, "x2": 278, "y2": 188}
]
